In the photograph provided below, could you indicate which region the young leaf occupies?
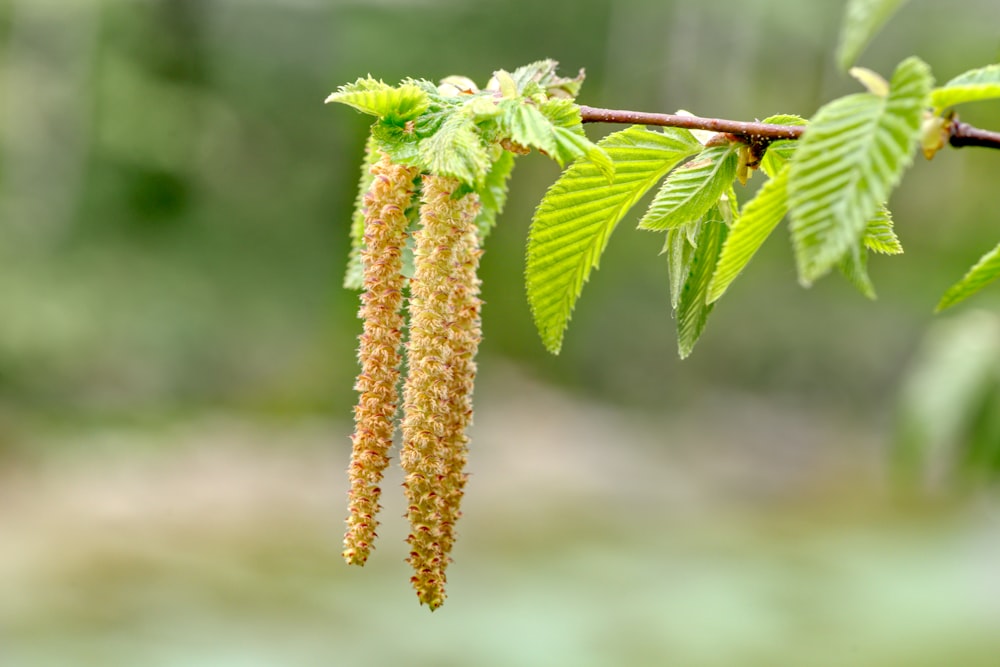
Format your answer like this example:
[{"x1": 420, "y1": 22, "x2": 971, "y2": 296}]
[
  {"x1": 498, "y1": 99, "x2": 612, "y2": 178},
  {"x1": 498, "y1": 99, "x2": 559, "y2": 156},
  {"x1": 326, "y1": 77, "x2": 429, "y2": 123},
  {"x1": 475, "y1": 150, "x2": 516, "y2": 239},
  {"x1": 838, "y1": 243, "x2": 877, "y2": 300},
  {"x1": 836, "y1": 0, "x2": 911, "y2": 71},
  {"x1": 936, "y1": 241, "x2": 1000, "y2": 312},
  {"x1": 675, "y1": 214, "x2": 728, "y2": 359},
  {"x1": 511, "y1": 59, "x2": 585, "y2": 98},
  {"x1": 637, "y1": 143, "x2": 739, "y2": 230},
  {"x1": 550, "y1": 126, "x2": 614, "y2": 180},
  {"x1": 664, "y1": 221, "x2": 701, "y2": 310},
  {"x1": 849, "y1": 67, "x2": 890, "y2": 97},
  {"x1": 707, "y1": 165, "x2": 790, "y2": 303},
  {"x1": 788, "y1": 56, "x2": 931, "y2": 285},
  {"x1": 527, "y1": 125, "x2": 702, "y2": 354},
  {"x1": 930, "y1": 64, "x2": 1000, "y2": 111},
  {"x1": 344, "y1": 136, "x2": 380, "y2": 290},
  {"x1": 539, "y1": 97, "x2": 584, "y2": 129},
  {"x1": 863, "y1": 205, "x2": 903, "y2": 255},
  {"x1": 418, "y1": 113, "x2": 491, "y2": 186}
]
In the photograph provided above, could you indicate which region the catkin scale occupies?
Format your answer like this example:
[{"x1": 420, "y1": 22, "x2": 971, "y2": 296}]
[{"x1": 342, "y1": 153, "x2": 418, "y2": 566}]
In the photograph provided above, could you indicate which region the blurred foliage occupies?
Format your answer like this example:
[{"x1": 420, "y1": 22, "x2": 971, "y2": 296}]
[
  {"x1": 894, "y1": 310, "x2": 1000, "y2": 490},
  {"x1": 0, "y1": 0, "x2": 998, "y2": 425}
]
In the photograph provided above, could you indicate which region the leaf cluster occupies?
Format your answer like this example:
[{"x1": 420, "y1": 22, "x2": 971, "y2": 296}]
[
  {"x1": 332, "y1": 2, "x2": 1000, "y2": 359},
  {"x1": 327, "y1": 60, "x2": 612, "y2": 288},
  {"x1": 526, "y1": 53, "x2": 1000, "y2": 357}
]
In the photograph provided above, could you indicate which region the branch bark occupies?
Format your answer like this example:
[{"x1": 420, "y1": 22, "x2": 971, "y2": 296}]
[{"x1": 579, "y1": 105, "x2": 1000, "y2": 152}]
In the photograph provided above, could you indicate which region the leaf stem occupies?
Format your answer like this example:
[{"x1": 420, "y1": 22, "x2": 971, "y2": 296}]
[{"x1": 579, "y1": 105, "x2": 1000, "y2": 151}]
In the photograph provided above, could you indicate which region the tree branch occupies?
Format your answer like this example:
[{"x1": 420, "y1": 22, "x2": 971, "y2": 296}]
[
  {"x1": 579, "y1": 105, "x2": 1000, "y2": 152},
  {"x1": 948, "y1": 120, "x2": 1000, "y2": 150},
  {"x1": 579, "y1": 106, "x2": 804, "y2": 141}
]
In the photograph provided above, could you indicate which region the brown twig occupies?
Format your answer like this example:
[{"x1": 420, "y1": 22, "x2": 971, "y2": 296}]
[
  {"x1": 948, "y1": 119, "x2": 1000, "y2": 150},
  {"x1": 579, "y1": 105, "x2": 1000, "y2": 152}
]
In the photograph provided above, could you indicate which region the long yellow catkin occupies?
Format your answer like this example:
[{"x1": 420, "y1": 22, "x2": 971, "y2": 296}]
[
  {"x1": 401, "y1": 174, "x2": 482, "y2": 610},
  {"x1": 342, "y1": 153, "x2": 418, "y2": 566}
]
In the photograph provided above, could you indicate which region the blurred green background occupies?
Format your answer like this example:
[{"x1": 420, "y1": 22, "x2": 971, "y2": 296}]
[{"x1": 2, "y1": 0, "x2": 1000, "y2": 665}]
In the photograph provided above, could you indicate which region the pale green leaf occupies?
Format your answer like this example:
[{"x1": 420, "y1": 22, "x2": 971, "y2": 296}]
[
  {"x1": 499, "y1": 99, "x2": 559, "y2": 156},
  {"x1": 838, "y1": 243, "x2": 877, "y2": 300},
  {"x1": 475, "y1": 151, "x2": 516, "y2": 239},
  {"x1": 719, "y1": 186, "x2": 739, "y2": 226},
  {"x1": 551, "y1": 126, "x2": 614, "y2": 180},
  {"x1": 527, "y1": 125, "x2": 702, "y2": 353},
  {"x1": 788, "y1": 56, "x2": 931, "y2": 285},
  {"x1": 325, "y1": 77, "x2": 429, "y2": 123},
  {"x1": 930, "y1": 64, "x2": 1000, "y2": 110},
  {"x1": 936, "y1": 240, "x2": 1000, "y2": 312},
  {"x1": 863, "y1": 205, "x2": 903, "y2": 255},
  {"x1": 418, "y1": 113, "x2": 491, "y2": 186},
  {"x1": 539, "y1": 97, "x2": 584, "y2": 129},
  {"x1": 849, "y1": 67, "x2": 890, "y2": 96},
  {"x1": 637, "y1": 143, "x2": 739, "y2": 230},
  {"x1": 344, "y1": 136, "x2": 380, "y2": 290},
  {"x1": 665, "y1": 221, "x2": 701, "y2": 310},
  {"x1": 675, "y1": 214, "x2": 728, "y2": 359},
  {"x1": 836, "y1": 0, "x2": 911, "y2": 71},
  {"x1": 511, "y1": 59, "x2": 585, "y2": 98},
  {"x1": 707, "y1": 165, "x2": 789, "y2": 303}
]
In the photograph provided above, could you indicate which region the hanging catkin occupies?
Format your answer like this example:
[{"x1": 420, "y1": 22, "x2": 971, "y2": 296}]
[
  {"x1": 401, "y1": 174, "x2": 482, "y2": 609},
  {"x1": 342, "y1": 152, "x2": 418, "y2": 566}
]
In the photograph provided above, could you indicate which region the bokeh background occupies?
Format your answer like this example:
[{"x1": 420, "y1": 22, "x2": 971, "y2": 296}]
[{"x1": 2, "y1": 0, "x2": 1000, "y2": 665}]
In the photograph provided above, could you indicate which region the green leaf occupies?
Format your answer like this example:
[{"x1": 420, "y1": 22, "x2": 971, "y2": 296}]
[
  {"x1": 930, "y1": 64, "x2": 1000, "y2": 110},
  {"x1": 707, "y1": 165, "x2": 790, "y2": 303},
  {"x1": 838, "y1": 243, "x2": 877, "y2": 300},
  {"x1": 551, "y1": 126, "x2": 614, "y2": 180},
  {"x1": 836, "y1": 0, "x2": 911, "y2": 71},
  {"x1": 936, "y1": 240, "x2": 1000, "y2": 312},
  {"x1": 788, "y1": 56, "x2": 931, "y2": 285},
  {"x1": 664, "y1": 221, "x2": 700, "y2": 310},
  {"x1": 418, "y1": 113, "x2": 491, "y2": 186},
  {"x1": 675, "y1": 213, "x2": 728, "y2": 359},
  {"x1": 344, "y1": 136, "x2": 380, "y2": 290},
  {"x1": 863, "y1": 205, "x2": 903, "y2": 255},
  {"x1": 511, "y1": 59, "x2": 585, "y2": 98},
  {"x1": 326, "y1": 77, "x2": 429, "y2": 123},
  {"x1": 371, "y1": 121, "x2": 422, "y2": 166},
  {"x1": 527, "y1": 125, "x2": 702, "y2": 353},
  {"x1": 637, "y1": 143, "x2": 739, "y2": 230},
  {"x1": 474, "y1": 151, "x2": 516, "y2": 239},
  {"x1": 539, "y1": 97, "x2": 584, "y2": 129},
  {"x1": 498, "y1": 99, "x2": 559, "y2": 156}
]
